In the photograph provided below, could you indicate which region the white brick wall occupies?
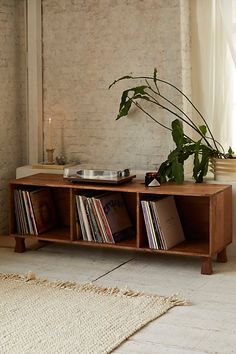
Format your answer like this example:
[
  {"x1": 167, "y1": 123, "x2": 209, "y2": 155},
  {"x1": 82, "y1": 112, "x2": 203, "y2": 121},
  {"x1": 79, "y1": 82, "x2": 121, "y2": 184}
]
[
  {"x1": 0, "y1": 0, "x2": 26, "y2": 234},
  {"x1": 0, "y1": 0, "x2": 191, "y2": 233},
  {"x1": 42, "y1": 0, "x2": 191, "y2": 171}
]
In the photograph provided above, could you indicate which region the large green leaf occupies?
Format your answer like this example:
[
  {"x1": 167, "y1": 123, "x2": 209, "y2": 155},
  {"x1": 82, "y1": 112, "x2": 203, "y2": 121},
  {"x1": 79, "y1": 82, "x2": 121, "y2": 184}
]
[
  {"x1": 167, "y1": 148, "x2": 179, "y2": 162},
  {"x1": 193, "y1": 144, "x2": 211, "y2": 182},
  {"x1": 158, "y1": 161, "x2": 169, "y2": 183},
  {"x1": 117, "y1": 98, "x2": 132, "y2": 119},
  {"x1": 131, "y1": 85, "x2": 149, "y2": 95},
  {"x1": 171, "y1": 119, "x2": 184, "y2": 148},
  {"x1": 192, "y1": 140, "x2": 202, "y2": 181},
  {"x1": 158, "y1": 149, "x2": 185, "y2": 184},
  {"x1": 116, "y1": 86, "x2": 150, "y2": 120},
  {"x1": 198, "y1": 125, "x2": 207, "y2": 136},
  {"x1": 193, "y1": 152, "x2": 200, "y2": 182},
  {"x1": 179, "y1": 143, "x2": 196, "y2": 162},
  {"x1": 119, "y1": 89, "x2": 129, "y2": 111},
  {"x1": 119, "y1": 86, "x2": 148, "y2": 108},
  {"x1": 171, "y1": 157, "x2": 184, "y2": 184},
  {"x1": 132, "y1": 94, "x2": 151, "y2": 102}
]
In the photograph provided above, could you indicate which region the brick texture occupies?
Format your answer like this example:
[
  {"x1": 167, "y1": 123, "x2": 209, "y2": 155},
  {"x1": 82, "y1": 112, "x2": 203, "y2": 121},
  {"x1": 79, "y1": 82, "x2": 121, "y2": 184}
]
[
  {"x1": 42, "y1": 0, "x2": 191, "y2": 171},
  {"x1": 0, "y1": 0, "x2": 26, "y2": 234}
]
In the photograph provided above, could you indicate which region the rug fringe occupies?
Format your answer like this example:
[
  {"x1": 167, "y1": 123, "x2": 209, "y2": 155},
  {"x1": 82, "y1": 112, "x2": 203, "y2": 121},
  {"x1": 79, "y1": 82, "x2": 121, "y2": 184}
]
[
  {"x1": 0, "y1": 272, "x2": 188, "y2": 305},
  {"x1": 166, "y1": 294, "x2": 189, "y2": 306}
]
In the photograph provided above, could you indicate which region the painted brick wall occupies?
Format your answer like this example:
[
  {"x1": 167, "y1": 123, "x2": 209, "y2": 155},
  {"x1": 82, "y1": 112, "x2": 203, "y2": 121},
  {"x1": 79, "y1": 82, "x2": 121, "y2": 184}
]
[
  {"x1": 42, "y1": 0, "x2": 191, "y2": 171},
  {"x1": 0, "y1": 0, "x2": 26, "y2": 234}
]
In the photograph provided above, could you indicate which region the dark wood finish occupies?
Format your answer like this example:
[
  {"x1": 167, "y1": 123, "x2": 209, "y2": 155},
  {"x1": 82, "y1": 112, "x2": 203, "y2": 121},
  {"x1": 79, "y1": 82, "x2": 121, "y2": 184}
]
[
  {"x1": 175, "y1": 196, "x2": 209, "y2": 242},
  {"x1": 217, "y1": 248, "x2": 227, "y2": 263},
  {"x1": 14, "y1": 237, "x2": 26, "y2": 253},
  {"x1": 52, "y1": 188, "x2": 70, "y2": 227},
  {"x1": 201, "y1": 257, "x2": 212, "y2": 275},
  {"x1": 11, "y1": 173, "x2": 231, "y2": 195},
  {"x1": 9, "y1": 173, "x2": 233, "y2": 274},
  {"x1": 71, "y1": 190, "x2": 77, "y2": 241}
]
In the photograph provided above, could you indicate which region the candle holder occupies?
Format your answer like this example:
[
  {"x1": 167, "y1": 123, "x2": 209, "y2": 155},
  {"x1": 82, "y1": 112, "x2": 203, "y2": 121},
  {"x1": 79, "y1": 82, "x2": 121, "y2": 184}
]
[{"x1": 46, "y1": 148, "x2": 55, "y2": 164}]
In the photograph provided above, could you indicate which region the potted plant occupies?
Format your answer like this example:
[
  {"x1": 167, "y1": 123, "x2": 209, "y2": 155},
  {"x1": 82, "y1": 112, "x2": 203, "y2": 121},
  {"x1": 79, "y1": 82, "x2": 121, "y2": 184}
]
[{"x1": 109, "y1": 69, "x2": 233, "y2": 184}]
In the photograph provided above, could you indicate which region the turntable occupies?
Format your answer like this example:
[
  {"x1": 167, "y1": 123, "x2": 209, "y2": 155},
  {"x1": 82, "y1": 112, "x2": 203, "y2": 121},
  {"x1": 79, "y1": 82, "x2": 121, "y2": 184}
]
[{"x1": 64, "y1": 166, "x2": 136, "y2": 184}]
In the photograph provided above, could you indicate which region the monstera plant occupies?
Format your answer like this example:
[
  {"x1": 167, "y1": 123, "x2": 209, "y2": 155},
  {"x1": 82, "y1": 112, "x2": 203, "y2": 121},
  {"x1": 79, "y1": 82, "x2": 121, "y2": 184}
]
[{"x1": 109, "y1": 69, "x2": 233, "y2": 184}]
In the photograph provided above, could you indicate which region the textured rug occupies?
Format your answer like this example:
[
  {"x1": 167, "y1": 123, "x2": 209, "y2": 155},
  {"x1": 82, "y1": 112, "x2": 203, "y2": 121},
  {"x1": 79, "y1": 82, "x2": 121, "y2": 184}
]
[{"x1": 0, "y1": 272, "x2": 187, "y2": 354}]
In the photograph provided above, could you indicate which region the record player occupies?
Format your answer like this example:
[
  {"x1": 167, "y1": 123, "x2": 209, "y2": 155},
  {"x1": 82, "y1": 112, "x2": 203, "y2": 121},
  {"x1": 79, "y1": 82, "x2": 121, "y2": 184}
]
[{"x1": 64, "y1": 165, "x2": 136, "y2": 184}]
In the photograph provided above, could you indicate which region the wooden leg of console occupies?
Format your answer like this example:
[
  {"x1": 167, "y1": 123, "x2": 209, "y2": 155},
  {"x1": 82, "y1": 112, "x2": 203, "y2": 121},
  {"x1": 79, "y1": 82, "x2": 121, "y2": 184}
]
[
  {"x1": 217, "y1": 248, "x2": 227, "y2": 263},
  {"x1": 201, "y1": 257, "x2": 212, "y2": 275},
  {"x1": 14, "y1": 237, "x2": 26, "y2": 253}
]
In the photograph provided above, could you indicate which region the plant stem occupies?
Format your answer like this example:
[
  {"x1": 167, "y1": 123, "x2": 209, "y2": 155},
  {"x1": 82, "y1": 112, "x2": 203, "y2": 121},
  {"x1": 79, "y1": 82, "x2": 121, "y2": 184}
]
[
  {"x1": 145, "y1": 80, "x2": 207, "y2": 140},
  {"x1": 144, "y1": 89, "x2": 212, "y2": 148},
  {"x1": 111, "y1": 74, "x2": 220, "y2": 152},
  {"x1": 132, "y1": 100, "x2": 195, "y2": 143},
  {"x1": 155, "y1": 77, "x2": 220, "y2": 152},
  {"x1": 131, "y1": 100, "x2": 172, "y2": 132}
]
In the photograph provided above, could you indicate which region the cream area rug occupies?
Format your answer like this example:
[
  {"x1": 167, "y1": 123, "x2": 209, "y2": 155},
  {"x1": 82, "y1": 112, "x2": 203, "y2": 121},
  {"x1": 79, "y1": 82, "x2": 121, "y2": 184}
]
[{"x1": 0, "y1": 272, "x2": 187, "y2": 354}]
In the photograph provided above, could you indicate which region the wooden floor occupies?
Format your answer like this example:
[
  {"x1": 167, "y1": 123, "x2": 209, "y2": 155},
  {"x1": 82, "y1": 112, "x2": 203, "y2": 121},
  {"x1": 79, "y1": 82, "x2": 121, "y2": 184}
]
[{"x1": 1, "y1": 236, "x2": 236, "y2": 354}]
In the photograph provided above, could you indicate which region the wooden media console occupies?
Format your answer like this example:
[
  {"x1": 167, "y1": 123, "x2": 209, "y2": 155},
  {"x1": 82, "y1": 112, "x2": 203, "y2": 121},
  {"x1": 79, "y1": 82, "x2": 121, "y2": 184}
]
[{"x1": 9, "y1": 173, "x2": 232, "y2": 275}]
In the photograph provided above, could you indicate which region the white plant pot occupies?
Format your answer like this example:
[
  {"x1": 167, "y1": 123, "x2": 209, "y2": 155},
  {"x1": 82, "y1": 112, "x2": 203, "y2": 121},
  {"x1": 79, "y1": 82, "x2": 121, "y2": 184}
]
[{"x1": 210, "y1": 158, "x2": 236, "y2": 181}]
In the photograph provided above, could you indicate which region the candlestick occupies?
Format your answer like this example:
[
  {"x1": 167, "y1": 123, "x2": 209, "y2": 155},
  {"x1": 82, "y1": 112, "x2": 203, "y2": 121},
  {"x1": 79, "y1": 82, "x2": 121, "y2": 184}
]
[
  {"x1": 48, "y1": 117, "x2": 52, "y2": 149},
  {"x1": 46, "y1": 148, "x2": 55, "y2": 164},
  {"x1": 61, "y1": 124, "x2": 65, "y2": 155}
]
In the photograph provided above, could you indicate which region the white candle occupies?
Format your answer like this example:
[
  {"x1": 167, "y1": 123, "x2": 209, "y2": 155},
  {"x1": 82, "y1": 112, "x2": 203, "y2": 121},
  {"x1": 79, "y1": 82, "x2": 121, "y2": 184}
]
[{"x1": 48, "y1": 117, "x2": 52, "y2": 149}]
